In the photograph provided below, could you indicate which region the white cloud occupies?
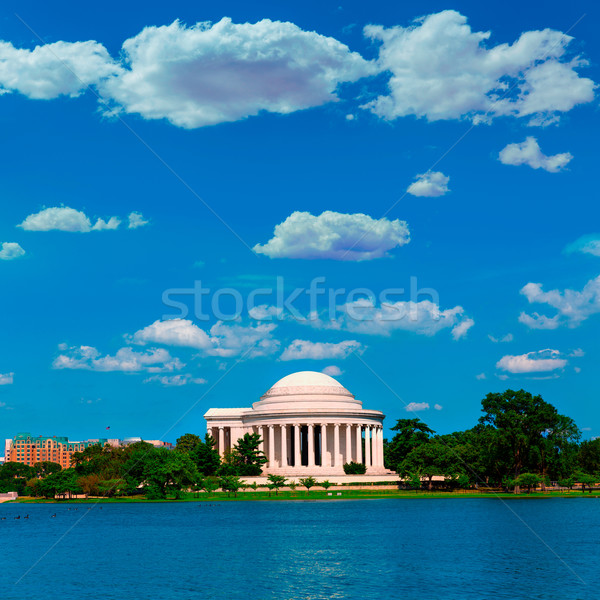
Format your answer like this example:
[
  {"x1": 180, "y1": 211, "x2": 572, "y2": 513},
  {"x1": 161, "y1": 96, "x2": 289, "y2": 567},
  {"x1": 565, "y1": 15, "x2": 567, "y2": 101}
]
[
  {"x1": 143, "y1": 374, "x2": 207, "y2": 386},
  {"x1": 407, "y1": 171, "x2": 450, "y2": 197},
  {"x1": 496, "y1": 349, "x2": 567, "y2": 374},
  {"x1": 0, "y1": 242, "x2": 25, "y2": 260},
  {"x1": 574, "y1": 367, "x2": 582, "y2": 374},
  {"x1": 362, "y1": 10, "x2": 595, "y2": 125},
  {"x1": 131, "y1": 318, "x2": 280, "y2": 358},
  {"x1": 128, "y1": 211, "x2": 149, "y2": 229},
  {"x1": 248, "y1": 304, "x2": 283, "y2": 320},
  {"x1": 53, "y1": 345, "x2": 183, "y2": 372},
  {"x1": 434, "y1": 404, "x2": 443, "y2": 410},
  {"x1": 488, "y1": 333, "x2": 513, "y2": 343},
  {"x1": 253, "y1": 211, "x2": 410, "y2": 261},
  {"x1": 405, "y1": 402, "x2": 429, "y2": 412},
  {"x1": 0, "y1": 372, "x2": 14, "y2": 385},
  {"x1": 310, "y1": 298, "x2": 473, "y2": 339},
  {"x1": 498, "y1": 137, "x2": 572, "y2": 172},
  {"x1": 476, "y1": 373, "x2": 486, "y2": 380},
  {"x1": 322, "y1": 365, "x2": 342, "y2": 376},
  {"x1": 18, "y1": 206, "x2": 121, "y2": 232},
  {"x1": 100, "y1": 18, "x2": 375, "y2": 128},
  {"x1": 0, "y1": 40, "x2": 118, "y2": 99},
  {"x1": 565, "y1": 234, "x2": 600, "y2": 257},
  {"x1": 280, "y1": 339, "x2": 363, "y2": 361},
  {"x1": 569, "y1": 348, "x2": 585, "y2": 357},
  {"x1": 519, "y1": 276, "x2": 600, "y2": 329},
  {"x1": 451, "y1": 317, "x2": 474, "y2": 340}
]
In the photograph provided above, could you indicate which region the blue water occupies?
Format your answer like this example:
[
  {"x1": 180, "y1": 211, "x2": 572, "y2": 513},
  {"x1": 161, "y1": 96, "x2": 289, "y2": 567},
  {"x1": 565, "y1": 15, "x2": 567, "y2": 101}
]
[{"x1": 1, "y1": 498, "x2": 599, "y2": 599}]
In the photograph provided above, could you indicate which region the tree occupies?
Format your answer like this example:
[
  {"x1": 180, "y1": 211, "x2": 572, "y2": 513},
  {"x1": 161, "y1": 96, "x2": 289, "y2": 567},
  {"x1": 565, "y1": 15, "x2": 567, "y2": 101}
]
[
  {"x1": 175, "y1": 433, "x2": 202, "y2": 454},
  {"x1": 320, "y1": 480, "x2": 333, "y2": 490},
  {"x1": 516, "y1": 473, "x2": 541, "y2": 494},
  {"x1": 266, "y1": 474, "x2": 287, "y2": 495},
  {"x1": 479, "y1": 389, "x2": 558, "y2": 493},
  {"x1": 577, "y1": 439, "x2": 600, "y2": 475},
  {"x1": 232, "y1": 432, "x2": 268, "y2": 476},
  {"x1": 33, "y1": 461, "x2": 62, "y2": 478},
  {"x1": 575, "y1": 472, "x2": 598, "y2": 494},
  {"x1": 343, "y1": 461, "x2": 366, "y2": 475},
  {"x1": 78, "y1": 473, "x2": 101, "y2": 497},
  {"x1": 192, "y1": 434, "x2": 221, "y2": 476},
  {"x1": 400, "y1": 439, "x2": 460, "y2": 490},
  {"x1": 219, "y1": 475, "x2": 243, "y2": 497},
  {"x1": 385, "y1": 418, "x2": 435, "y2": 472},
  {"x1": 299, "y1": 476, "x2": 316, "y2": 493},
  {"x1": 199, "y1": 476, "x2": 220, "y2": 496},
  {"x1": 558, "y1": 477, "x2": 575, "y2": 490}
]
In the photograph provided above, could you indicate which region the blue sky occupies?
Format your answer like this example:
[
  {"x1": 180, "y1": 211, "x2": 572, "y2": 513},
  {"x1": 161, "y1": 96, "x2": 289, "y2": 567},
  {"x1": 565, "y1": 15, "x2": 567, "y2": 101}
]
[{"x1": 0, "y1": 0, "x2": 599, "y2": 447}]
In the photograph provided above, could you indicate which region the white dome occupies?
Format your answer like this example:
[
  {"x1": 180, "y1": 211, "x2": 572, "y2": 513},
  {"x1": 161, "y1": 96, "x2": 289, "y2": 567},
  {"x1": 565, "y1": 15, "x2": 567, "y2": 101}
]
[
  {"x1": 270, "y1": 371, "x2": 344, "y2": 390},
  {"x1": 253, "y1": 370, "x2": 360, "y2": 412}
]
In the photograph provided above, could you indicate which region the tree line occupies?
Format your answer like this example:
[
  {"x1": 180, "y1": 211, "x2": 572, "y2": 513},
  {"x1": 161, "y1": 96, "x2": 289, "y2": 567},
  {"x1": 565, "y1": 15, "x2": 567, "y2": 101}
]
[
  {"x1": 1, "y1": 389, "x2": 599, "y2": 498},
  {"x1": 385, "y1": 389, "x2": 600, "y2": 493}
]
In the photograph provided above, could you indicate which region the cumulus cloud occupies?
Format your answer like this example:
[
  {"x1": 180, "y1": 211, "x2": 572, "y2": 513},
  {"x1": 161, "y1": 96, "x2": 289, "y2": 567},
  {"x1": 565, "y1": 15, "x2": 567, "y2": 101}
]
[
  {"x1": 100, "y1": 18, "x2": 375, "y2": 128},
  {"x1": 131, "y1": 318, "x2": 280, "y2": 358},
  {"x1": 280, "y1": 339, "x2": 363, "y2": 361},
  {"x1": 0, "y1": 372, "x2": 14, "y2": 385},
  {"x1": 253, "y1": 211, "x2": 410, "y2": 261},
  {"x1": 53, "y1": 345, "x2": 183, "y2": 372},
  {"x1": 564, "y1": 234, "x2": 600, "y2": 257},
  {"x1": 0, "y1": 40, "x2": 119, "y2": 99},
  {"x1": 405, "y1": 402, "x2": 429, "y2": 412},
  {"x1": 18, "y1": 207, "x2": 121, "y2": 232},
  {"x1": 310, "y1": 298, "x2": 473, "y2": 339},
  {"x1": 519, "y1": 276, "x2": 600, "y2": 329},
  {"x1": 476, "y1": 373, "x2": 486, "y2": 380},
  {"x1": 498, "y1": 137, "x2": 572, "y2": 172},
  {"x1": 406, "y1": 171, "x2": 450, "y2": 197},
  {"x1": 488, "y1": 333, "x2": 513, "y2": 343},
  {"x1": 0, "y1": 242, "x2": 25, "y2": 260},
  {"x1": 362, "y1": 10, "x2": 595, "y2": 125},
  {"x1": 434, "y1": 404, "x2": 443, "y2": 411},
  {"x1": 143, "y1": 374, "x2": 207, "y2": 386},
  {"x1": 451, "y1": 317, "x2": 475, "y2": 340},
  {"x1": 496, "y1": 349, "x2": 567, "y2": 374},
  {"x1": 322, "y1": 365, "x2": 342, "y2": 376},
  {"x1": 128, "y1": 211, "x2": 149, "y2": 229}
]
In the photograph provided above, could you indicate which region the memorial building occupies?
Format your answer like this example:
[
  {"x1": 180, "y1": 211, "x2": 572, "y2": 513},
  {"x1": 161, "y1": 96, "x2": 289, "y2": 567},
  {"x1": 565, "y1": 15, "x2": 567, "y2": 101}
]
[{"x1": 204, "y1": 371, "x2": 387, "y2": 476}]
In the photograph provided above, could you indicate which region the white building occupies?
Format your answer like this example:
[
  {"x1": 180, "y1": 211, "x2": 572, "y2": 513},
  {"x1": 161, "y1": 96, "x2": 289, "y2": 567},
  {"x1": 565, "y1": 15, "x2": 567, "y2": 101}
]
[{"x1": 204, "y1": 371, "x2": 388, "y2": 476}]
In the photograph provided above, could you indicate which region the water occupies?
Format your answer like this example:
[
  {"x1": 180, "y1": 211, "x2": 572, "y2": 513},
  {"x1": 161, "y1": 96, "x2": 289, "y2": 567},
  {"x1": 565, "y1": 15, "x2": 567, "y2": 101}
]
[{"x1": 1, "y1": 498, "x2": 599, "y2": 600}]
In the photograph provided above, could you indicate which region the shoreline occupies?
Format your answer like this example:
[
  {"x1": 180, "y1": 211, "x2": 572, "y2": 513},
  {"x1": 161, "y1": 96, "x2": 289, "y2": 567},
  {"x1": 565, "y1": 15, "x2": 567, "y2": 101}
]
[{"x1": 10, "y1": 490, "x2": 600, "y2": 504}]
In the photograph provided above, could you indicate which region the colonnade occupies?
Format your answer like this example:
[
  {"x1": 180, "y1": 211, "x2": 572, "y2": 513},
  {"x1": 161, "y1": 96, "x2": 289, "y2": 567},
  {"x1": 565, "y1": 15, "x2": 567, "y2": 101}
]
[{"x1": 210, "y1": 423, "x2": 384, "y2": 471}]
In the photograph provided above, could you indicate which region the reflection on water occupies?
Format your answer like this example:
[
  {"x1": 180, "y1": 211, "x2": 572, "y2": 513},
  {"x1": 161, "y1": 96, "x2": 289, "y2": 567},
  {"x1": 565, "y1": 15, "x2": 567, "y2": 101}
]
[{"x1": 1, "y1": 498, "x2": 599, "y2": 600}]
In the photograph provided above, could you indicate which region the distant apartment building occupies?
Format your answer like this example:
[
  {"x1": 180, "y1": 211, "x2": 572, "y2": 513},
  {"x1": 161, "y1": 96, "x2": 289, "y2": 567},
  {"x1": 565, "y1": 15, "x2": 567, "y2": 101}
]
[{"x1": 4, "y1": 433, "x2": 173, "y2": 469}]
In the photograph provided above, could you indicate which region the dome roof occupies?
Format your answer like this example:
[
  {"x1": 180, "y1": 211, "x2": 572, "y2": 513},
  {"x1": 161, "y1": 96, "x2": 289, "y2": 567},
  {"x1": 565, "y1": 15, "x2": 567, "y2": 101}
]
[
  {"x1": 253, "y1": 370, "x2": 361, "y2": 412},
  {"x1": 270, "y1": 371, "x2": 345, "y2": 390}
]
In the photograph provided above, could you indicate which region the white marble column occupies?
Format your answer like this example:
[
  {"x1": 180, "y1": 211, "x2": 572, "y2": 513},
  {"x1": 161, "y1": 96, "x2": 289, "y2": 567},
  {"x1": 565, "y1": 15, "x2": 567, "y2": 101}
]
[
  {"x1": 365, "y1": 425, "x2": 371, "y2": 467},
  {"x1": 268, "y1": 425, "x2": 275, "y2": 466},
  {"x1": 218, "y1": 427, "x2": 225, "y2": 457},
  {"x1": 345, "y1": 424, "x2": 351, "y2": 465},
  {"x1": 280, "y1": 424, "x2": 288, "y2": 468},
  {"x1": 319, "y1": 425, "x2": 327, "y2": 467},
  {"x1": 294, "y1": 424, "x2": 301, "y2": 467},
  {"x1": 257, "y1": 426, "x2": 265, "y2": 454},
  {"x1": 333, "y1": 423, "x2": 340, "y2": 467},
  {"x1": 355, "y1": 425, "x2": 362, "y2": 464},
  {"x1": 378, "y1": 426, "x2": 384, "y2": 467},
  {"x1": 308, "y1": 424, "x2": 315, "y2": 467}
]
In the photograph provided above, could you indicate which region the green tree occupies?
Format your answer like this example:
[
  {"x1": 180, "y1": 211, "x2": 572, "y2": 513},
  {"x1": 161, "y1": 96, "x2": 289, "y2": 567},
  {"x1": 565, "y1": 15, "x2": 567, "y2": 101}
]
[
  {"x1": 558, "y1": 477, "x2": 575, "y2": 490},
  {"x1": 299, "y1": 476, "x2": 316, "y2": 493},
  {"x1": 516, "y1": 472, "x2": 541, "y2": 494},
  {"x1": 219, "y1": 475, "x2": 243, "y2": 497},
  {"x1": 232, "y1": 432, "x2": 267, "y2": 476},
  {"x1": 385, "y1": 418, "x2": 435, "y2": 472},
  {"x1": 577, "y1": 439, "x2": 600, "y2": 475},
  {"x1": 33, "y1": 461, "x2": 62, "y2": 478},
  {"x1": 343, "y1": 461, "x2": 366, "y2": 474},
  {"x1": 175, "y1": 433, "x2": 202, "y2": 454},
  {"x1": 192, "y1": 434, "x2": 221, "y2": 476},
  {"x1": 479, "y1": 389, "x2": 559, "y2": 493},
  {"x1": 266, "y1": 474, "x2": 287, "y2": 495},
  {"x1": 575, "y1": 472, "x2": 598, "y2": 494},
  {"x1": 320, "y1": 480, "x2": 333, "y2": 491}
]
